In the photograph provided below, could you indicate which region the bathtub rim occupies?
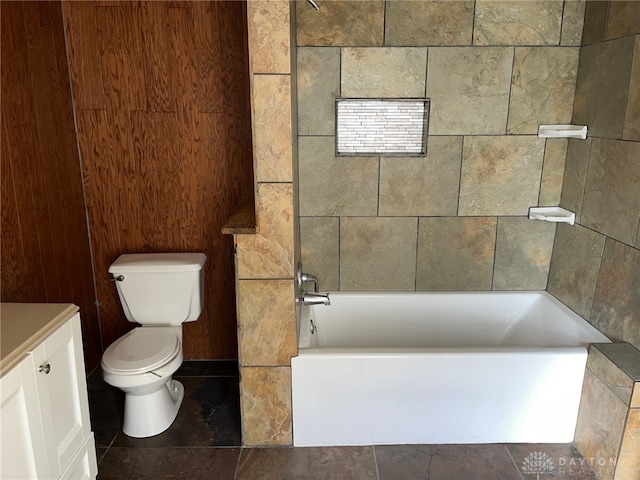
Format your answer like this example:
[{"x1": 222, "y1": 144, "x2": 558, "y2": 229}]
[{"x1": 297, "y1": 290, "x2": 610, "y2": 351}]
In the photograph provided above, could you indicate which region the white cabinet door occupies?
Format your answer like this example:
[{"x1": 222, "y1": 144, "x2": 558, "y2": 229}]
[
  {"x1": 0, "y1": 356, "x2": 52, "y2": 479},
  {"x1": 31, "y1": 314, "x2": 92, "y2": 477}
]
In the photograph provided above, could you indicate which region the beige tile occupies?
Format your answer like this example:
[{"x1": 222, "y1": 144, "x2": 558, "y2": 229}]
[
  {"x1": 606, "y1": 1, "x2": 640, "y2": 40},
  {"x1": 623, "y1": 36, "x2": 640, "y2": 141},
  {"x1": 560, "y1": 138, "x2": 591, "y2": 223},
  {"x1": 587, "y1": 346, "x2": 635, "y2": 406},
  {"x1": 238, "y1": 280, "x2": 297, "y2": 366},
  {"x1": 615, "y1": 409, "x2": 640, "y2": 480},
  {"x1": 341, "y1": 47, "x2": 427, "y2": 98},
  {"x1": 300, "y1": 217, "x2": 339, "y2": 291},
  {"x1": 575, "y1": 369, "x2": 628, "y2": 480},
  {"x1": 378, "y1": 137, "x2": 462, "y2": 216},
  {"x1": 296, "y1": 0, "x2": 384, "y2": 47},
  {"x1": 632, "y1": 382, "x2": 640, "y2": 408},
  {"x1": 539, "y1": 139, "x2": 568, "y2": 206},
  {"x1": 573, "y1": 36, "x2": 635, "y2": 139},
  {"x1": 507, "y1": 47, "x2": 579, "y2": 134},
  {"x1": 237, "y1": 183, "x2": 294, "y2": 279},
  {"x1": 590, "y1": 239, "x2": 640, "y2": 350},
  {"x1": 473, "y1": 0, "x2": 563, "y2": 46},
  {"x1": 547, "y1": 223, "x2": 606, "y2": 319},
  {"x1": 561, "y1": 0, "x2": 587, "y2": 46},
  {"x1": 248, "y1": 0, "x2": 290, "y2": 74},
  {"x1": 581, "y1": 139, "x2": 640, "y2": 246},
  {"x1": 593, "y1": 343, "x2": 640, "y2": 383},
  {"x1": 297, "y1": 47, "x2": 340, "y2": 136},
  {"x1": 459, "y1": 136, "x2": 545, "y2": 216},
  {"x1": 237, "y1": 446, "x2": 377, "y2": 480},
  {"x1": 298, "y1": 136, "x2": 378, "y2": 217},
  {"x1": 427, "y1": 47, "x2": 513, "y2": 135},
  {"x1": 493, "y1": 218, "x2": 556, "y2": 291},
  {"x1": 417, "y1": 217, "x2": 496, "y2": 291},
  {"x1": 240, "y1": 366, "x2": 292, "y2": 446},
  {"x1": 384, "y1": 1, "x2": 474, "y2": 46},
  {"x1": 581, "y1": 0, "x2": 609, "y2": 45},
  {"x1": 340, "y1": 217, "x2": 417, "y2": 291},
  {"x1": 253, "y1": 75, "x2": 292, "y2": 182}
]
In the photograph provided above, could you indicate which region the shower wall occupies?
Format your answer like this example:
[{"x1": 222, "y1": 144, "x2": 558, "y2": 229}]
[
  {"x1": 296, "y1": 0, "x2": 586, "y2": 292},
  {"x1": 549, "y1": 1, "x2": 640, "y2": 351}
]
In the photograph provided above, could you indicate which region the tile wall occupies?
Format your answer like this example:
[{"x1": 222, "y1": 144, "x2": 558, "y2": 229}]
[
  {"x1": 296, "y1": 0, "x2": 584, "y2": 291},
  {"x1": 575, "y1": 344, "x2": 640, "y2": 480},
  {"x1": 546, "y1": 3, "x2": 640, "y2": 478},
  {"x1": 233, "y1": 0, "x2": 297, "y2": 446},
  {"x1": 548, "y1": 0, "x2": 640, "y2": 351}
]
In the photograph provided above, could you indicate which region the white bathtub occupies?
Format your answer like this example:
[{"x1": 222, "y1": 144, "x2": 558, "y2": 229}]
[{"x1": 291, "y1": 291, "x2": 610, "y2": 447}]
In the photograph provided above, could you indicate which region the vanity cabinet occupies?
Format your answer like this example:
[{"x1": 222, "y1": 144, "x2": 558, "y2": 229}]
[{"x1": 0, "y1": 305, "x2": 97, "y2": 480}]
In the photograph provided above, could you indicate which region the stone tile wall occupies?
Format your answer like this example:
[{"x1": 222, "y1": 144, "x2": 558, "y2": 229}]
[
  {"x1": 234, "y1": 0, "x2": 297, "y2": 446},
  {"x1": 549, "y1": 1, "x2": 640, "y2": 351},
  {"x1": 296, "y1": 0, "x2": 585, "y2": 292},
  {"x1": 547, "y1": 3, "x2": 640, "y2": 477},
  {"x1": 575, "y1": 343, "x2": 640, "y2": 480}
]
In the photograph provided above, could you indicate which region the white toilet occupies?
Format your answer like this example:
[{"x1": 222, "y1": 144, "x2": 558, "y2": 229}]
[{"x1": 101, "y1": 252, "x2": 206, "y2": 438}]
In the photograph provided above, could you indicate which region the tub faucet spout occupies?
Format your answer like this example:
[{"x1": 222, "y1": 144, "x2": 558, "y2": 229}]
[{"x1": 301, "y1": 292, "x2": 330, "y2": 306}]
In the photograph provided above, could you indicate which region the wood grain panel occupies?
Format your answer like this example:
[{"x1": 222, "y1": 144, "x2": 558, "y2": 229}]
[
  {"x1": 66, "y1": 1, "x2": 254, "y2": 359},
  {"x1": 62, "y1": 0, "x2": 106, "y2": 110},
  {"x1": 1, "y1": 1, "x2": 102, "y2": 370},
  {"x1": 196, "y1": 1, "x2": 251, "y2": 114}
]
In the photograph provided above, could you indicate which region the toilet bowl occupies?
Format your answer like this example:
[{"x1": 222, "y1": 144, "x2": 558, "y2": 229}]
[
  {"x1": 101, "y1": 253, "x2": 206, "y2": 438},
  {"x1": 102, "y1": 326, "x2": 185, "y2": 438}
]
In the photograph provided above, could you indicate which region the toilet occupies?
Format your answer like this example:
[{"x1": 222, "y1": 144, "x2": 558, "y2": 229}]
[{"x1": 101, "y1": 252, "x2": 206, "y2": 438}]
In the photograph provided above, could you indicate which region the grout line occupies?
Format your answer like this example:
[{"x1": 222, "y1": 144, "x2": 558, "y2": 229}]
[
  {"x1": 372, "y1": 445, "x2": 381, "y2": 480},
  {"x1": 504, "y1": 444, "x2": 526, "y2": 480},
  {"x1": 234, "y1": 447, "x2": 243, "y2": 479},
  {"x1": 559, "y1": 0, "x2": 567, "y2": 46}
]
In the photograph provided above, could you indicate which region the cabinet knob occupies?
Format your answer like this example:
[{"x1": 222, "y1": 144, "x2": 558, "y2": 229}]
[{"x1": 38, "y1": 363, "x2": 51, "y2": 374}]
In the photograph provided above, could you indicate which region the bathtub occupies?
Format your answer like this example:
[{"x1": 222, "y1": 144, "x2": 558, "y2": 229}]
[{"x1": 291, "y1": 291, "x2": 610, "y2": 446}]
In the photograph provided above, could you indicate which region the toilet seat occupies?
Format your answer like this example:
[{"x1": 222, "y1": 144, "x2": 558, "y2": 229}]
[{"x1": 102, "y1": 327, "x2": 180, "y2": 375}]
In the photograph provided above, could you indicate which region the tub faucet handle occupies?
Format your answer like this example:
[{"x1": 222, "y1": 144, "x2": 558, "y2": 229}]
[{"x1": 301, "y1": 272, "x2": 319, "y2": 293}]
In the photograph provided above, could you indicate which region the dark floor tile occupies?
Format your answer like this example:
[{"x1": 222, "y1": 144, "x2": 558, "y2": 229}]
[
  {"x1": 96, "y1": 448, "x2": 109, "y2": 465},
  {"x1": 87, "y1": 370, "x2": 125, "y2": 448},
  {"x1": 97, "y1": 447, "x2": 240, "y2": 480},
  {"x1": 236, "y1": 446, "x2": 378, "y2": 480},
  {"x1": 375, "y1": 444, "x2": 437, "y2": 480},
  {"x1": 112, "y1": 376, "x2": 241, "y2": 447},
  {"x1": 425, "y1": 445, "x2": 522, "y2": 480},
  {"x1": 175, "y1": 360, "x2": 239, "y2": 377},
  {"x1": 507, "y1": 443, "x2": 598, "y2": 479}
]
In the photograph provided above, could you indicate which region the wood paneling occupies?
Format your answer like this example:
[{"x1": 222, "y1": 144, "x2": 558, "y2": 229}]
[
  {"x1": 1, "y1": 1, "x2": 102, "y2": 370},
  {"x1": 64, "y1": 1, "x2": 254, "y2": 359}
]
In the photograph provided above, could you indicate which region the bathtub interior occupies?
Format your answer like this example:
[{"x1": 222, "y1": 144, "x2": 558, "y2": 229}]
[
  {"x1": 298, "y1": 291, "x2": 610, "y2": 350},
  {"x1": 292, "y1": 291, "x2": 611, "y2": 446}
]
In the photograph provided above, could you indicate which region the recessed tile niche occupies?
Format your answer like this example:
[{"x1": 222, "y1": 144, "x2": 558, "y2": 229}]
[{"x1": 336, "y1": 98, "x2": 429, "y2": 156}]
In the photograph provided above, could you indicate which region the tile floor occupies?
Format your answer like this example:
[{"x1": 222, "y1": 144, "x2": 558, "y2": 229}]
[{"x1": 89, "y1": 361, "x2": 600, "y2": 480}]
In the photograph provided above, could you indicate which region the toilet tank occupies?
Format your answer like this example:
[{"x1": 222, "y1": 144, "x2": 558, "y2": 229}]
[{"x1": 109, "y1": 253, "x2": 206, "y2": 325}]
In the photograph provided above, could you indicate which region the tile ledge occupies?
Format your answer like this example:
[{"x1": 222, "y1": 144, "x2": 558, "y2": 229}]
[{"x1": 222, "y1": 196, "x2": 257, "y2": 235}]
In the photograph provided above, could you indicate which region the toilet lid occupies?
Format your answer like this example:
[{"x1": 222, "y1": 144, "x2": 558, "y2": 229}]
[{"x1": 102, "y1": 327, "x2": 180, "y2": 374}]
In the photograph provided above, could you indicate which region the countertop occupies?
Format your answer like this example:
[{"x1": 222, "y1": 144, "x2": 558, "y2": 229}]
[{"x1": 0, "y1": 302, "x2": 79, "y2": 377}]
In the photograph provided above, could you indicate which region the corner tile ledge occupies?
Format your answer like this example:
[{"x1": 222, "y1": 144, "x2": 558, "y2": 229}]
[
  {"x1": 592, "y1": 343, "x2": 640, "y2": 382},
  {"x1": 222, "y1": 196, "x2": 257, "y2": 235}
]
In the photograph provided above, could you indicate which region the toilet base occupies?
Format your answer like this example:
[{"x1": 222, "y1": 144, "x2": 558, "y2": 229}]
[{"x1": 122, "y1": 379, "x2": 184, "y2": 438}]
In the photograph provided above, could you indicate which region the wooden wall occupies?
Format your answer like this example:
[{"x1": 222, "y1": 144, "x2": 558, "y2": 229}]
[
  {"x1": 63, "y1": 1, "x2": 254, "y2": 359},
  {"x1": 1, "y1": 1, "x2": 102, "y2": 369}
]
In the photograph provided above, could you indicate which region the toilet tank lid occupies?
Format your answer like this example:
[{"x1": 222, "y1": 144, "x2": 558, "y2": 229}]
[{"x1": 109, "y1": 253, "x2": 206, "y2": 273}]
